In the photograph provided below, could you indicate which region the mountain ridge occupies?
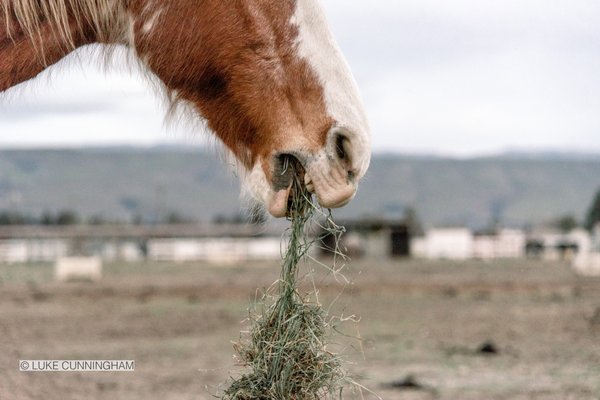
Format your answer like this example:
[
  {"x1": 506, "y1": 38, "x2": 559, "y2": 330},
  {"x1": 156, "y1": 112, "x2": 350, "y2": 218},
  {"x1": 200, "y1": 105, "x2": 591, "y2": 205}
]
[{"x1": 0, "y1": 147, "x2": 598, "y2": 229}]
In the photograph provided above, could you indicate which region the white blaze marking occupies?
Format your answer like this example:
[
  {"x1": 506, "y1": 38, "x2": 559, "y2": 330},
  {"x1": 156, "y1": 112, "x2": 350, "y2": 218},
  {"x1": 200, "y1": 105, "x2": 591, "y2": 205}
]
[{"x1": 291, "y1": 0, "x2": 371, "y2": 176}]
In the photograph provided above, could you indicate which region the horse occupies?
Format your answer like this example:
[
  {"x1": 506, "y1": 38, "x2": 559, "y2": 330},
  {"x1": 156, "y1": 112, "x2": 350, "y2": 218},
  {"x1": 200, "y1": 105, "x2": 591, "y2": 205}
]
[{"x1": 0, "y1": 0, "x2": 371, "y2": 218}]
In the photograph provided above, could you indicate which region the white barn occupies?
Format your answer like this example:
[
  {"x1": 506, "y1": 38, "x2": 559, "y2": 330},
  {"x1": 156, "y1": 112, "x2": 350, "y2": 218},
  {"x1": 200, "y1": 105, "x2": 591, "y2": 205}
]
[
  {"x1": 0, "y1": 239, "x2": 69, "y2": 264},
  {"x1": 148, "y1": 237, "x2": 283, "y2": 264},
  {"x1": 411, "y1": 227, "x2": 526, "y2": 260},
  {"x1": 526, "y1": 228, "x2": 591, "y2": 261},
  {"x1": 0, "y1": 224, "x2": 285, "y2": 264},
  {"x1": 421, "y1": 228, "x2": 474, "y2": 260},
  {"x1": 473, "y1": 229, "x2": 526, "y2": 260}
]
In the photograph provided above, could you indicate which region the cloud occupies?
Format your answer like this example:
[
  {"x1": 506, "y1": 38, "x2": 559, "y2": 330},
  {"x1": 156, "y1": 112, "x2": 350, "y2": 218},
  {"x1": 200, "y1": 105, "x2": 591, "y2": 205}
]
[
  {"x1": 0, "y1": 57, "x2": 202, "y2": 147},
  {"x1": 0, "y1": 100, "x2": 117, "y2": 121},
  {"x1": 322, "y1": 0, "x2": 600, "y2": 154}
]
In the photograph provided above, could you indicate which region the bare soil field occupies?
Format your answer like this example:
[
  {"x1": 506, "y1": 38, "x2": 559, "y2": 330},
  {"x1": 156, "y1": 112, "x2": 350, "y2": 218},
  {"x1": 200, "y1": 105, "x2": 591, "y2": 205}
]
[{"x1": 1, "y1": 258, "x2": 600, "y2": 399}]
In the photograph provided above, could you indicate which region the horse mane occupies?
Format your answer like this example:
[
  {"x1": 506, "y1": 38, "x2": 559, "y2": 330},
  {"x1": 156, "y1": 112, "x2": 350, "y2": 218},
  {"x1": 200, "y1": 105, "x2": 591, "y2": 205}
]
[
  {"x1": 2, "y1": 0, "x2": 206, "y2": 134},
  {"x1": 3, "y1": 0, "x2": 125, "y2": 51}
]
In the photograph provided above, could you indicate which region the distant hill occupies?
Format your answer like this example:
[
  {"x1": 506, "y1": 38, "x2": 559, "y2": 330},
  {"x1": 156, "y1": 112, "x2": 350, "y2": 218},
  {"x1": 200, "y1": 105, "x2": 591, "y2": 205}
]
[{"x1": 0, "y1": 148, "x2": 599, "y2": 229}]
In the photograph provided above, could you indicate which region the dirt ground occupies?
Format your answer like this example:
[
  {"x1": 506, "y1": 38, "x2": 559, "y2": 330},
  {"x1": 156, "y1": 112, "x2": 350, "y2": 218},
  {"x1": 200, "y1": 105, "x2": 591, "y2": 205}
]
[{"x1": 1, "y1": 258, "x2": 600, "y2": 400}]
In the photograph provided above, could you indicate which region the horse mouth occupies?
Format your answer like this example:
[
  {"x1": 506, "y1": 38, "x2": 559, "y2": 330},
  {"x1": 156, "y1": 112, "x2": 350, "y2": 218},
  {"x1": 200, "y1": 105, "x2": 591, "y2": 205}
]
[
  {"x1": 268, "y1": 154, "x2": 308, "y2": 218},
  {"x1": 267, "y1": 151, "x2": 359, "y2": 218}
]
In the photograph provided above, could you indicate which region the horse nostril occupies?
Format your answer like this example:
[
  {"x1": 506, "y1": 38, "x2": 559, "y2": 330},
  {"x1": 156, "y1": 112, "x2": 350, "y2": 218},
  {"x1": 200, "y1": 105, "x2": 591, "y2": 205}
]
[
  {"x1": 329, "y1": 127, "x2": 356, "y2": 171},
  {"x1": 335, "y1": 133, "x2": 349, "y2": 161}
]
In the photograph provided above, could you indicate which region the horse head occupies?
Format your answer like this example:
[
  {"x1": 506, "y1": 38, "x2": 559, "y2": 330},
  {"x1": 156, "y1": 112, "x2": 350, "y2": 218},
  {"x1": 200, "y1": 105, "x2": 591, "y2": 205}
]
[
  {"x1": 1, "y1": 0, "x2": 371, "y2": 217},
  {"x1": 132, "y1": 0, "x2": 370, "y2": 216}
]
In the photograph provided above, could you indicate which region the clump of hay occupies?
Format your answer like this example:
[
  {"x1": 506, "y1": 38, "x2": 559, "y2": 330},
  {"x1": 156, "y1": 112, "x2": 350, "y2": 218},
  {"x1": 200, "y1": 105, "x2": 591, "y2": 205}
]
[{"x1": 223, "y1": 161, "x2": 350, "y2": 399}]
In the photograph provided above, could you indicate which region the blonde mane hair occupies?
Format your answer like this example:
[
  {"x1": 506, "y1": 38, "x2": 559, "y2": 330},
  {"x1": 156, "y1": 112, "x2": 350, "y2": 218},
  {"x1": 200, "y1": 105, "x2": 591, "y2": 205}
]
[{"x1": 2, "y1": 0, "x2": 125, "y2": 51}]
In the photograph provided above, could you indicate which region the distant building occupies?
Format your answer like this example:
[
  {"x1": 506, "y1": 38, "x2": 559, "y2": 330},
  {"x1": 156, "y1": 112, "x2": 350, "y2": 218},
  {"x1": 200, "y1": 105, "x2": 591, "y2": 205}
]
[
  {"x1": 473, "y1": 229, "x2": 526, "y2": 260},
  {"x1": 411, "y1": 227, "x2": 526, "y2": 260},
  {"x1": 319, "y1": 219, "x2": 410, "y2": 259},
  {"x1": 0, "y1": 239, "x2": 68, "y2": 263},
  {"x1": 147, "y1": 237, "x2": 282, "y2": 264},
  {"x1": 0, "y1": 224, "x2": 284, "y2": 264},
  {"x1": 417, "y1": 228, "x2": 473, "y2": 260},
  {"x1": 525, "y1": 228, "x2": 591, "y2": 262}
]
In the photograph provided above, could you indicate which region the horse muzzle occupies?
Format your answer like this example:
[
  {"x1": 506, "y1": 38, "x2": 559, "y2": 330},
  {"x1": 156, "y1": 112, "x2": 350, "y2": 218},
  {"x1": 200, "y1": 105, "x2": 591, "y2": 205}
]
[{"x1": 267, "y1": 126, "x2": 369, "y2": 217}]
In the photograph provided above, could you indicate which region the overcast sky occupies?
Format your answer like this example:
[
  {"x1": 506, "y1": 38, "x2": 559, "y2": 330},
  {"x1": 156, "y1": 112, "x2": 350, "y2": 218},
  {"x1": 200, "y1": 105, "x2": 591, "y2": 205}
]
[{"x1": 1, "y1": 0, "x2": 599, "y2": 155}]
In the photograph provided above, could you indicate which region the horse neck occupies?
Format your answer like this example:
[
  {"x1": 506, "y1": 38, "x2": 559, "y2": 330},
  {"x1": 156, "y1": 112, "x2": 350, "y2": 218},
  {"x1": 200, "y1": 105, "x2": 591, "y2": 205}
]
[{"x1": 0, "y1": 0, "x2": 128, "y2": 92}]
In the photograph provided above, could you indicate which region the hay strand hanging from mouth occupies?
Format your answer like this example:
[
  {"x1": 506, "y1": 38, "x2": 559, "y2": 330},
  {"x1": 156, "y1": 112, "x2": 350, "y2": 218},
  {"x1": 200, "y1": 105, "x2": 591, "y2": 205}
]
[{"x1": 222, "y1": 161, "x2": 349, "y2": 400}]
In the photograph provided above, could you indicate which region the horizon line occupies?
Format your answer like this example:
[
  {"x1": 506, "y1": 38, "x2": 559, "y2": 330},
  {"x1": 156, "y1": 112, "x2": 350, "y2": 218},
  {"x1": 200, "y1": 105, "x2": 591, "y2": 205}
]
[{"x1": 0, "y1": 143, "x2": 600, "y2": 159}]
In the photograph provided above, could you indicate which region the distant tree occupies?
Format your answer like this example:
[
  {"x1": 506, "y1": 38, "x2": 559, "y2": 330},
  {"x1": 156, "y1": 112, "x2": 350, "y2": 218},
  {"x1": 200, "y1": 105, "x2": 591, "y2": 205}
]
[
  {"x1": 212, "y1": 213, "x2": 245, "y2": 225},
  {"x1": 0, "y1": 212, "x2": 11, "y2": 225},
  {"x1": 165, "y1": 212, "x2": 194, "y2": 224},
  {"x1": 0, "y1": 211, "x2": 26, "y2": 225},
  {"x1": 230, "y1": 213, "x2": 246, "y2": 224},
  {"x1": 40, "y1": 211, "x2": 55, "y2": 225},
  {"x1": 211, "y1": 210, "x2": 268, "y2": 225},
  {"x1": 55, "y1": 210, "x2": 80, "y2": 225},
  {"x1": 551, "y1": 214, "x2": 579, "y2": 233},
  {"x1": 131, "y1": 214, "x2": 144, "y2": 225},
  {"x1": 88, "y1": 215, "x2": 107, "y2": 225},
  {"x1": 585, "y1": 188, "x2": 600, "y2": 231},
  {"x1": 212, "y1": 214, "x2": 227, "y2": 224}
]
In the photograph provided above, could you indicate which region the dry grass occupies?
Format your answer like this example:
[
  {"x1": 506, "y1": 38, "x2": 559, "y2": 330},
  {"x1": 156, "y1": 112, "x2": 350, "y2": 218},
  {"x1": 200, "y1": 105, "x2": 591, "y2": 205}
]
[{"x1": 222, "y1": 164, "x2": 351, "y2": 399}]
